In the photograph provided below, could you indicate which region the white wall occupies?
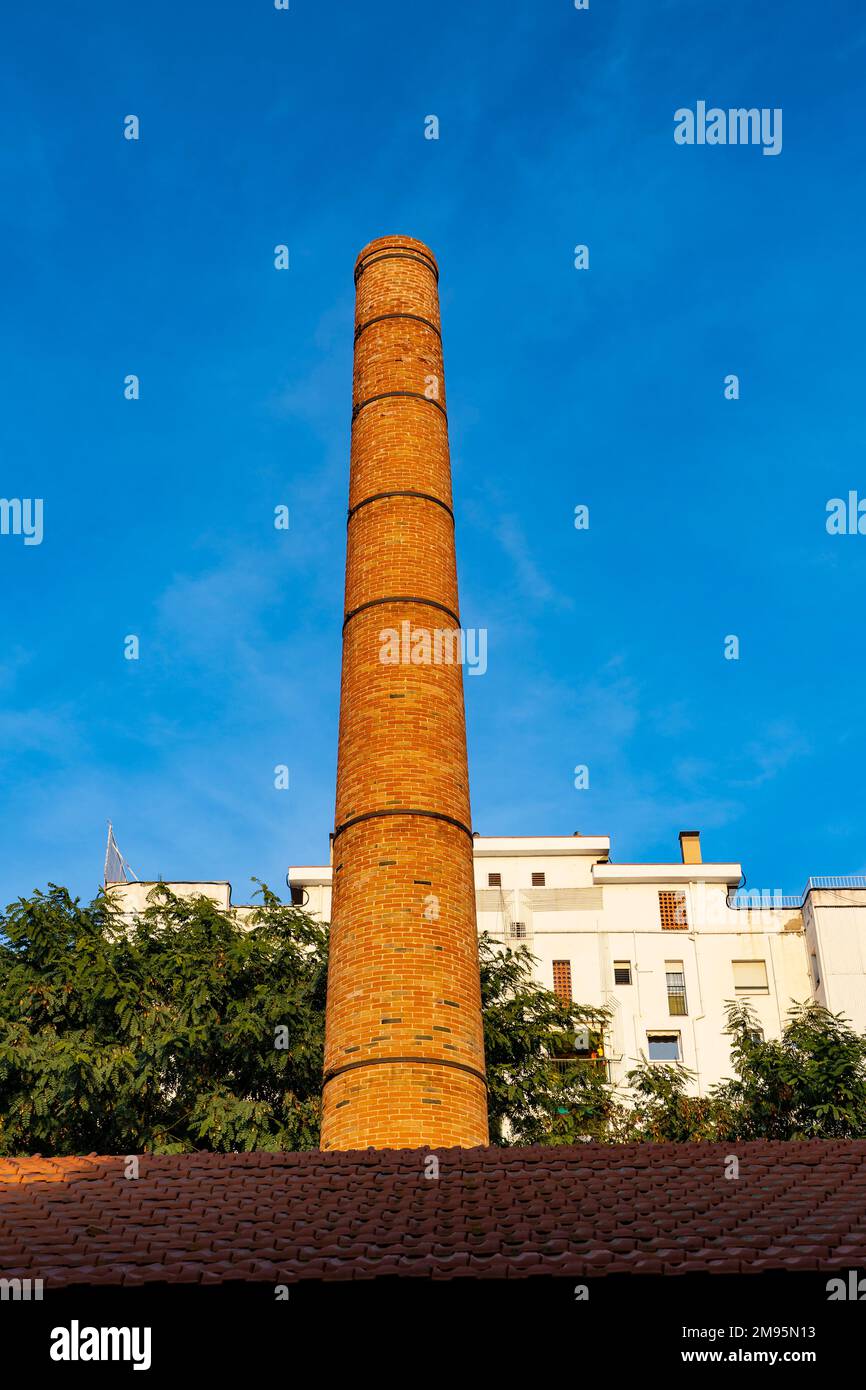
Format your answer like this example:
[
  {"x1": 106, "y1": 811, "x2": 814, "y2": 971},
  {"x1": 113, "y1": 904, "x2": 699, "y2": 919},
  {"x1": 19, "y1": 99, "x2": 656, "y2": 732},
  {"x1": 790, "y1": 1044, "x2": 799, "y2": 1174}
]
[
  {"x1": 107, "y1": 881, "x2": 233, "y2": 914},
  {"x1": 289, "y1": 837, "x2": 818, "y2": 1093},
  {"x1": 804, "y1": 889, "x2": 866, "y2": 1030}
]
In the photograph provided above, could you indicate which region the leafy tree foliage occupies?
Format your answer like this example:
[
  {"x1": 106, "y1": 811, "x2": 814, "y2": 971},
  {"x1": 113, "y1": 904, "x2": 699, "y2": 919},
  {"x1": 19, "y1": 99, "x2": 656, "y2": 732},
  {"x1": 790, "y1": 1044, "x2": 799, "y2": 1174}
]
[
  {"x1": 479, "y1": 935, "x2": 613, "y2": 1145},
  {"x1": 0, "y1": 894, "x2": 616, "y2": 1154},
  {"x1": 711, "y1": 1000, "x2": 866, "y2": 1141},
  {"x1": 615, "y1": 1001, "x2": 866, "y2": 1143},
  {"x1": 614, "y1": 1059, "x2": 721, "y2": 1143},
  {"x1": 0, "y1": 883, "x2": 327, "y2": 1155}
]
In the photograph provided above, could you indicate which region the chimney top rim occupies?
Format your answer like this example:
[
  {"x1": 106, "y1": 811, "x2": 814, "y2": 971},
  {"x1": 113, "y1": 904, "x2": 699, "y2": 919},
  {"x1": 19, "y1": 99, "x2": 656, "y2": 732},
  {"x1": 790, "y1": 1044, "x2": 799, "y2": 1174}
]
[{"x1": 355, "y1": 234, "x2": 438, "y2": 272}]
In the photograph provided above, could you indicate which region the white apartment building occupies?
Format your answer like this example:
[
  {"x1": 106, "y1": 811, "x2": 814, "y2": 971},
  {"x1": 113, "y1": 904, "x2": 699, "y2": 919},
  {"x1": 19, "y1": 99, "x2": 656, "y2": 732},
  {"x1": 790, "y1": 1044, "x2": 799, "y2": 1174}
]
[
  {"x1": 111, "y1": 830, "x2": 866, "y2": 1095},
  {"x1": 287, "y1": 829, "x2": 866, "y2": 1093}
]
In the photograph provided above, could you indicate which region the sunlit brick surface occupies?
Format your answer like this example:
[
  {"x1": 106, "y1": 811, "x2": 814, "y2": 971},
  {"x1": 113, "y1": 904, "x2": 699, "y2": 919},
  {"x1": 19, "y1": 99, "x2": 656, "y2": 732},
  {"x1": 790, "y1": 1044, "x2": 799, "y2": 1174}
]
[{"x1": 321, "y1": 235, "x2": 488, "y2": 1150}]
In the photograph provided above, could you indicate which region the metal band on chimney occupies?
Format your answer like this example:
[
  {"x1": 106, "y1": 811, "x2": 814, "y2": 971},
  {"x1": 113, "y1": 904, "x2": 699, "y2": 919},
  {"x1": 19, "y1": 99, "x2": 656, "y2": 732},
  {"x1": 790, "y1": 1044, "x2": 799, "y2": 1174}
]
[
  {"x1": 347, "y1": 491, "x2": 454, "y2": 523},
  {"x1": 342, "y1": 595, "x2": 461, "y2": 630},
  {"x1": 323, "y1": 1056, "x2": 488, "y2": 1087},
  {"x1": 354, "y1": 249, "x2": 439, "y2": 282},
  {"x1": 354, "y1": 312, "x2": 441, "y2": 342},
  {"x1": 352, "y1": 391, "x2": 447, "y2": 421},
  {"x1": 332, "y1": 807, "x2": 474, "y2": 843}
]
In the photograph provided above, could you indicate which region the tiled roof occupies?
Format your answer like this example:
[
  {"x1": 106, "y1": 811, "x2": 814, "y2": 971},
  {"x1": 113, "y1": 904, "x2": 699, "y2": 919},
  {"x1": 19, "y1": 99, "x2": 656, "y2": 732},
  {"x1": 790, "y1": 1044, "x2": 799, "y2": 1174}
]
[{"x1": 2, "y1": 1141, "x2": 865, "y2": 1287}]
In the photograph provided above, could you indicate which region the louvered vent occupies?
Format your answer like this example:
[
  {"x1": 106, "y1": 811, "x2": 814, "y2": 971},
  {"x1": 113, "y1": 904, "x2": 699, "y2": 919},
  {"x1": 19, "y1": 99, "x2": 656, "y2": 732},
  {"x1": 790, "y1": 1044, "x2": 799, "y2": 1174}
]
[
  {"x1": 521, "y1": 888, "x2": 604, "y2": 911},
  {"x1": 475, "y1": 889, "x2": 515, "y2": 914}
]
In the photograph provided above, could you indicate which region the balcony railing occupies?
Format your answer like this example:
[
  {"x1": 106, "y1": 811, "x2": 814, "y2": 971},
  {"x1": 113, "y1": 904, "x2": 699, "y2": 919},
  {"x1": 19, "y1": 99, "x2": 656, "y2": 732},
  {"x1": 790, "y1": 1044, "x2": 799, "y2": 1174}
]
[{"x1": 547, "y1": 1055, "x2": 614, "y2": 1084}]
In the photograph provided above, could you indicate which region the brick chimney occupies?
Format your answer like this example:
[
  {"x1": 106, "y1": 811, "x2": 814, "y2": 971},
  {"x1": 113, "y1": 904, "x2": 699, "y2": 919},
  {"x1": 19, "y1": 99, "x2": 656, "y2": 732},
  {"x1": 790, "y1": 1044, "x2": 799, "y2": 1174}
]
[
  {"x1": 320, "y1": 236, "x2": 489, "y2": 1151},
  {"x1": 679, "y1": 830, "x2": 702, "y2": 865}
]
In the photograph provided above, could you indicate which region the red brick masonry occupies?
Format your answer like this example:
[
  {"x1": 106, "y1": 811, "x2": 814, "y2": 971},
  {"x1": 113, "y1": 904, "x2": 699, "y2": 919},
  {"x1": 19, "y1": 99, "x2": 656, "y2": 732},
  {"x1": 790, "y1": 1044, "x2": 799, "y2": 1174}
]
[
  {"x1": 2, "y1": 1142, "x2": 865, "y2": 1287},
  {"x1": 322, "y1": 234, "x2": 488, "y2": 1150}
]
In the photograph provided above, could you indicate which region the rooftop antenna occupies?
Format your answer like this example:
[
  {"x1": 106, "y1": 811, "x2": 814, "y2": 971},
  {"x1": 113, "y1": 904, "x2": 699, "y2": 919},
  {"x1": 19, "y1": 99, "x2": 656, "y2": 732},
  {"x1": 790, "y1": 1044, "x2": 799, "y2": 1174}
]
[{"x1": 103, "y1": 821, "x2": 140, "y2": 886}]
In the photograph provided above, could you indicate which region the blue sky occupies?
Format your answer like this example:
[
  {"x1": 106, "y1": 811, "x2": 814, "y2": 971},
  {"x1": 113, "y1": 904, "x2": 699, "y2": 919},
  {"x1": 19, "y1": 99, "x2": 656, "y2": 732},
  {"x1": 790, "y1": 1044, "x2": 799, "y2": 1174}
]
[{"x1": 1, "y1": 0, "x2": 864, "y2": 906}]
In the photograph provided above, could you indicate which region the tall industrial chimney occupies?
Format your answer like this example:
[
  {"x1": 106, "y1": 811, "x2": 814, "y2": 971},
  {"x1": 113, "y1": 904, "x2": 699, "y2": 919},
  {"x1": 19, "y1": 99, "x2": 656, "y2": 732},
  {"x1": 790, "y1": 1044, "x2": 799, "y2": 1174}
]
[{"x1": 321, "y1": 235, "x2": 489, "y2": 1151}]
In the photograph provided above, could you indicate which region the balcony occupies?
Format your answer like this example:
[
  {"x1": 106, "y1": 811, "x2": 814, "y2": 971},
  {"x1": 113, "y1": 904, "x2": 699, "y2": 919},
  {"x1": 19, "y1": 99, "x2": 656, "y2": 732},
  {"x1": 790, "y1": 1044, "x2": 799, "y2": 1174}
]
[{"x1": 547, "y1": 1055, "x2": 614, "y2": 1084}]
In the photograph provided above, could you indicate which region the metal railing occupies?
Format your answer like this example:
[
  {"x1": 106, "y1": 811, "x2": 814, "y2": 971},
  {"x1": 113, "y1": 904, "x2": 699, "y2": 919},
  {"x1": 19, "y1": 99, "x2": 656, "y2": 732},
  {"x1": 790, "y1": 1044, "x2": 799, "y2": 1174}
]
[
  {"x1": 547, "y1": 1055, "x2": 615, "y2": 1085},
  {"x1": 727, "y1": 876, "x2": 866, "y2": 911},
  {"x1": 727, "y1": 890, "x2": 801, "y2": 910},
  {"x1": 804, "y1": 875, "x2": 866, "y2": 893}
]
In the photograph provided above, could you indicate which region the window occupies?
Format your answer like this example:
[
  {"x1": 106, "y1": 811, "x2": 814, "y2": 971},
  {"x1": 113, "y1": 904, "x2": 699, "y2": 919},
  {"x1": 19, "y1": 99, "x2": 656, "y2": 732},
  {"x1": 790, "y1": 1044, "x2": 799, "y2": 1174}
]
[
  {"x1": 532, "y1": 872, "x2": 546, "y2": 887},
  {"x1": 488, "y1": 872, "x2": 502, "y2": 887},
  {"x1": 289, "y1": 883, "x2": 309, "y2": 907},
  {"x1": 659, "y1": 890, "x2": 688, "y2": 929},
  {"x1": 666, "y1": 961, "x2": 688, "y2": 1015},
  {"x1": 509, "y1": 921, "x2": 527, "y2": 940},
  {"x1": 613, "y1": 961, "x2": 632, "y2": 985},
  {"x1": 647, "y1": 1033, "x2": 681, "y2": 1062},
  {"x1": 552, "y1": 960, "x2": 572, "y2": 1002},
  {"x1": 732, "y1": 960, "x2": 769, "y2": 994}
]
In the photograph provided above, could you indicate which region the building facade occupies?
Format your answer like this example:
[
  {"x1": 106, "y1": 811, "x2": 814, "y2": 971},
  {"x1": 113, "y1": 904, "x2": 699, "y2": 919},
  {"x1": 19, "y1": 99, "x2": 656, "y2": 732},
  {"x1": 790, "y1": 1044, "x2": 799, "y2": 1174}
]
[
  {"x1": 110, "y1": 829, "x2": 866, "y2": 1095},
  {"x1": 287, "y1": 830, "x2": 866, "y2": 1093}
]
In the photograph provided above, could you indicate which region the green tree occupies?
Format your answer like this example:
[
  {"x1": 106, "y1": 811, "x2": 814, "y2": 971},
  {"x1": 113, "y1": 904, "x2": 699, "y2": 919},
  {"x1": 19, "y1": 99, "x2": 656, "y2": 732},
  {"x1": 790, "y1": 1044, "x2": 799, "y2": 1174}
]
[
  {"x1": 711, "y1": 999, "x2": 866, "y2": 1141},
  {"x1": 0, "y1": 882, "x2": 328, "y2": 1155},
  {"x1": 615, "y1": 1057, "x2": 720, "y2": 1142},
  {"x1": 479, "y1": 935, "x2": 613, "y2": 1145},
  {"x1": 0, "y1": 900, "x2": 617, "y2": 1154}
]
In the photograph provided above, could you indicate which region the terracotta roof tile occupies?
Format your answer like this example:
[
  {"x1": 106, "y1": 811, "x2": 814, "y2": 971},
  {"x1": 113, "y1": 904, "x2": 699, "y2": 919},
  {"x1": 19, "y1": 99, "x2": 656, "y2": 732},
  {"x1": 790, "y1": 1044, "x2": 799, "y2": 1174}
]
[{"x1": 1, "y1": 1141, "x2": 865, "y2": 1287}]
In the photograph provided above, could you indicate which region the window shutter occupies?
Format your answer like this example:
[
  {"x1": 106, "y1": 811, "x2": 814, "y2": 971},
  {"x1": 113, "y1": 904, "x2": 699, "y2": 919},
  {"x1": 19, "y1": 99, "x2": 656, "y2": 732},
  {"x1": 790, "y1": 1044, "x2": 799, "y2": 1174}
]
[{"x1": 732, "y1": 960, "x2": 768, "y2": 992}]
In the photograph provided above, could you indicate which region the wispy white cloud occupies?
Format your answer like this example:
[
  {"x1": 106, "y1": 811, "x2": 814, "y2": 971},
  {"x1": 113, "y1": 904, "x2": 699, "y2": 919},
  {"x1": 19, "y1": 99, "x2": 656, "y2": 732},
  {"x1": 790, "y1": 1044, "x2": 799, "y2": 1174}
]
[
  {"x1": 494, "y1": 515, "x2": 569, "y2": 606},
  {"x1": 733, "y1": 721, "x2": 810, "y2": 789}
]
